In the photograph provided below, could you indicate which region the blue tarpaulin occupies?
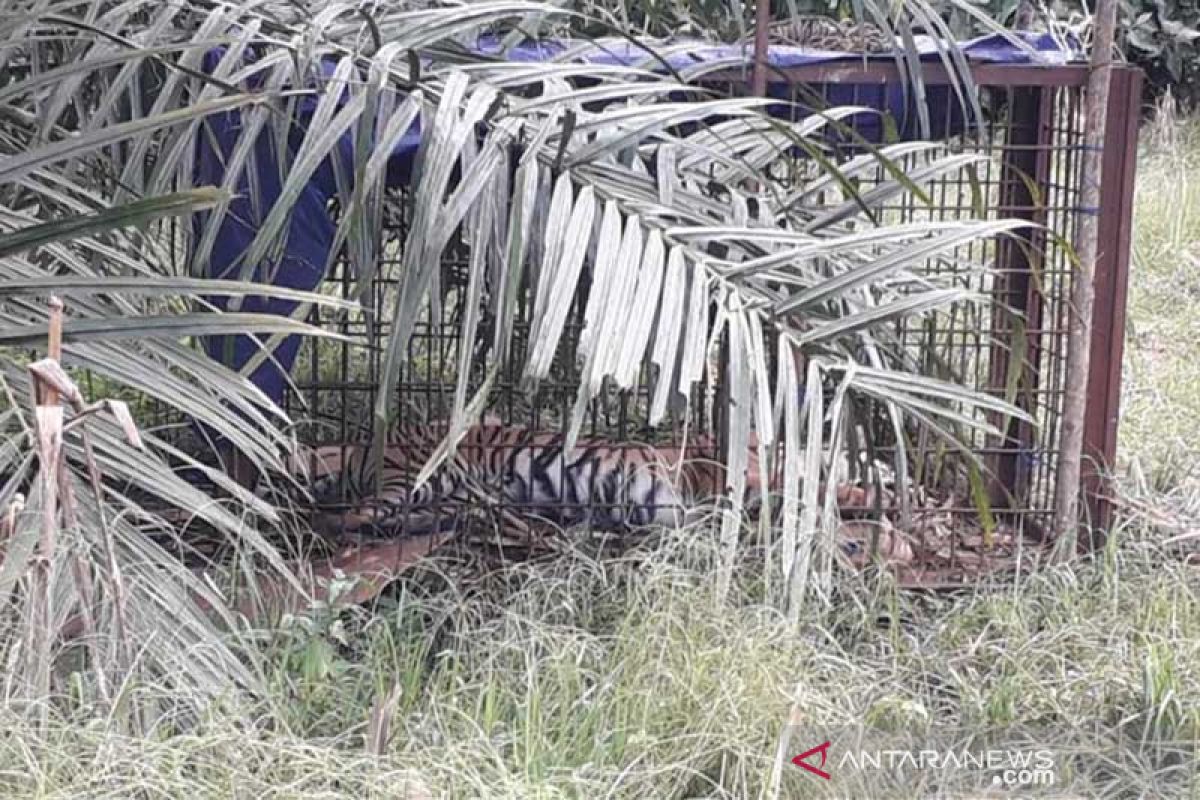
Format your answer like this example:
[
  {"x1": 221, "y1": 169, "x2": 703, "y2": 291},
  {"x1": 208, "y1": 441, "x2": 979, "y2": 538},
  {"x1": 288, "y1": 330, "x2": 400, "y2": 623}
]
[
  {"x1": 195, "y1": 32, "x2": 1080, "y2": 411},
  {"x1": 489, "y1": 31, "x2": 1076, "y2": 68}
]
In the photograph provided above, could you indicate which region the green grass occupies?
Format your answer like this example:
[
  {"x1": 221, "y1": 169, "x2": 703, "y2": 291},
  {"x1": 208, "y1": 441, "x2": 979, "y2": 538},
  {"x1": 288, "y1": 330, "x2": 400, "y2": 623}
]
[
  {"x1": 3, "y1": 530, "x2": 1199, "y2": 798},
  {"x1": 1121, "y1": 117, "x2": 1200, "y2": 482},
  {"x1": 6, "y1": 118, "x2": 1200, "y2": 800}
]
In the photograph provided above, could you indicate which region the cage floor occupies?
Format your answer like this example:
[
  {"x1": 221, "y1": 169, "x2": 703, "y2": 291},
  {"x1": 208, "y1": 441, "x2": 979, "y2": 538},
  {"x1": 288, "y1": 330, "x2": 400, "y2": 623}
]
[
  {"x1": 153, "y1": 518, "x2": 1051, "y2": 625},
  {"x1": 245, "y1": 517, "x2": 1050, "y2": 609}
]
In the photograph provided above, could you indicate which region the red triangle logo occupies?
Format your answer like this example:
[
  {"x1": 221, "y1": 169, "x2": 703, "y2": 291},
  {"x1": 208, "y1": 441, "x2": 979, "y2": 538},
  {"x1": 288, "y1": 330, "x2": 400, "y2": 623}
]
[{"x1": 792, "y1": 741, "x2": 832, "y2": 780}]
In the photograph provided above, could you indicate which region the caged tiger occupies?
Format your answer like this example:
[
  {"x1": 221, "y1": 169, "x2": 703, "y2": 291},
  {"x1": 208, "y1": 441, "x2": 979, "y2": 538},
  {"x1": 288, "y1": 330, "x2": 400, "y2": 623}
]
[
  {"x1": 263, "y1": 415, "x2": 906, "y2": 562},
  {"x1": 271, "y1": 419, "x2": 716, "y2": 536}
]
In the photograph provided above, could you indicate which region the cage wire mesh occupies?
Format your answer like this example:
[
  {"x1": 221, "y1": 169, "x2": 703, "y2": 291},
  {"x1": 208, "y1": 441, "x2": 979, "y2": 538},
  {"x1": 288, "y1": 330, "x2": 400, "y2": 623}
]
[
  {"x1": 681, "y1": 62, "x2": 1137, "y2": 581},
  {"x1": 283, "y1": 181, "x2": 726, "y2": 549},
  {"x1": 137, "y1": 60, "x2": 1136, "y2": 584}
]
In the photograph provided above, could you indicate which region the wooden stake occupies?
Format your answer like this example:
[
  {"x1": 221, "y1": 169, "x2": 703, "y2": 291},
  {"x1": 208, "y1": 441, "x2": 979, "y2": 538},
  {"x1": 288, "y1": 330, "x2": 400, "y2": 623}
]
[
  {"x1": 1053, "y1": 0, "x2": 1119, "y2": 558},
  {"x1": 42, "y1": 297, "x2": 63, "y2": 405},
  {"x1": 29, "y1": 296, "x2": 64, "y2": 722},
  {"x1": 751, "y1": 0, "x2": 771, "y2": 98}
]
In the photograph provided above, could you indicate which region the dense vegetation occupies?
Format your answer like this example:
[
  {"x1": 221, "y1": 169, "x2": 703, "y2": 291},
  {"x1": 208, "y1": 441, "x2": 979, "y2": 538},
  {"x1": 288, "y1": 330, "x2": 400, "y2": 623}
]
[{"x1": 1, "y1": 1, "x2": 1197, "y2": 797}]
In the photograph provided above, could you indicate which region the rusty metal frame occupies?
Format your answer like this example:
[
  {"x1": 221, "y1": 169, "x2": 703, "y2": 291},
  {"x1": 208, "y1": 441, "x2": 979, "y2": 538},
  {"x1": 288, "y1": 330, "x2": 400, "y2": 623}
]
[
  {"x1": 272, "y1": 51, "x2": 1142, "y2": 554},
  {"x1": 1082, "y1": 65, "x2": 1143, "y2": 539},
  {"x1": 729, "y1": 43, "x2": 1142, "y2": 544},
  {"x1": 985, "y1": 84, "x2": 1054, "y2": 515},
  {"x1": 712, "y1": 60, "x2": 1094, "y2": 89}
]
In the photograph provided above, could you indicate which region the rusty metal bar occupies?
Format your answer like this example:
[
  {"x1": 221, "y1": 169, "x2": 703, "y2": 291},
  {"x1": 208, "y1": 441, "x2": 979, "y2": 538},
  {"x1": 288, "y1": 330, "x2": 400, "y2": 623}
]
[
  {"x1": 986, "y1": 86, "x2": 1054, "y2": 512},
  {"x1": 1081, "y1": 65, "x2": 1143, "y2": 539},
  {"x1": 704, "y1": 61, "x2": 1091, "y2": 89},
  {"x1": 751, "y1": 0, "x2": 771, "y2": 97}
]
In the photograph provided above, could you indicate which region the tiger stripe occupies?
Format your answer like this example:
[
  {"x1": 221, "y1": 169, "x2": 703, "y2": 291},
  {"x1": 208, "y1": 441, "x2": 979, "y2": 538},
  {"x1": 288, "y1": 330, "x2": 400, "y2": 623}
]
[
  {"x1": 281, "y1": 423, "x2": 892, "y2": 540},
  {"x1": 286, "y1": 423, "x2": 727, "y2": 537}
]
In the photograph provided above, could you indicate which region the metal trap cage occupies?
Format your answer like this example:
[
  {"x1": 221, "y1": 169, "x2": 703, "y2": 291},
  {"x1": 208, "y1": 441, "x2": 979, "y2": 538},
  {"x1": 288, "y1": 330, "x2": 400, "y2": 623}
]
[
  {"x1": 280, "y1": 191, "x2": 727, "y2": 547},
  {"x1": 103, "y1": 48, "x2": 1133, "y2": 589},
  {"x1": 689, "y1": 59, "x2": 1142, "y2": 578}
]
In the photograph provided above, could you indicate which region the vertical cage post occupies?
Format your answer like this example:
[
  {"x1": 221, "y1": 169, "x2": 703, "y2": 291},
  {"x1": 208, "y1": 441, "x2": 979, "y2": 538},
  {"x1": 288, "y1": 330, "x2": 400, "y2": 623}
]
[
  {"x1": 751, "y1": 0, "x2": 771, "y2": 97},
  {"x1": 1081, "y1": 65, "x2": 1143, "y2": 539},
  {"x1": 986, "y1": 85, "x2": 1054, "y2": 513}
]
